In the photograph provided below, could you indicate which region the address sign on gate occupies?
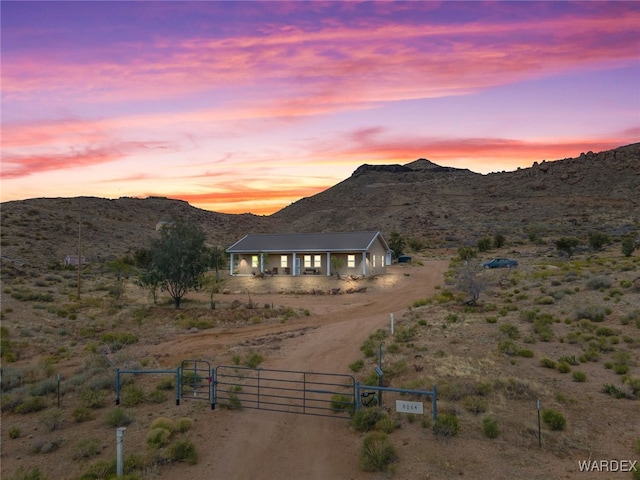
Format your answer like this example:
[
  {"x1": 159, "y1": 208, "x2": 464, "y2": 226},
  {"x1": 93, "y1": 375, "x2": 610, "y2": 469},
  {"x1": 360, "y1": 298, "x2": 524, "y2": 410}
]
[{"x1": 395, "y1": 400, "x2": 424, "y2": 414}]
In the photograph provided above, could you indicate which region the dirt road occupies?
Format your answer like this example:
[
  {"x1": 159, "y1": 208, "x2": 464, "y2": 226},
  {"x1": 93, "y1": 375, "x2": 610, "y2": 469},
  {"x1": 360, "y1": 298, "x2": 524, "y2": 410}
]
[{"x1": 157, "y1": 260, "x2": 448, "y2": 480}]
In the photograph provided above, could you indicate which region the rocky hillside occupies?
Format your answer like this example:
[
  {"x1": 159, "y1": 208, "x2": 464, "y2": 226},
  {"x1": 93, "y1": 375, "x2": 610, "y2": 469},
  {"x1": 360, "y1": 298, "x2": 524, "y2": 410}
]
[
  {"x1": 1, "y1": 143, "x2": 638, "y2": 267},
  {"x1": 273, "y1": 143, "x2": 640, "y2": 245}
]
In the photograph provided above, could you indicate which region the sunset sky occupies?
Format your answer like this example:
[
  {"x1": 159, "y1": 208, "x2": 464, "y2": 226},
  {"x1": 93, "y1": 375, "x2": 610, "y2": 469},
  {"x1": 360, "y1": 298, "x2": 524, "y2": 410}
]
[{"x1": 2, "y1": 1, "x2": 639, "y2": 215}]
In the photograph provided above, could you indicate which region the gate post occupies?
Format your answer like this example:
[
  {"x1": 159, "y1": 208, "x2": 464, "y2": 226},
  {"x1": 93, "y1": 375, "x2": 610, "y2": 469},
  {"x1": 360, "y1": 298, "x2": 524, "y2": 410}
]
[
  {"x1": 355, "y1": 381, "x2": 361, "y2": 411},
  {"x1": 209, "y1": 368, "x2": 216, "y2": 410},
  {"x1": 176, "y1": 367, "x2": 181, "y2": 406},
  {"x1": 432, "y1": 384, "x2": 438, "y2": 421},
  {"x1": 115, "y1": 368, "x2": 121, "y2": 406}
]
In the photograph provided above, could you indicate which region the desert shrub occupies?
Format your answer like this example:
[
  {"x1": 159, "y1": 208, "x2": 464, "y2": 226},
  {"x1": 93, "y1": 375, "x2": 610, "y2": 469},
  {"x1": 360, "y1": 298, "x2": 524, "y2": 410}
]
[
  {"x1": 482, "y1": 416, "x2": 500, "y2": 438},
  {"x1": 15, "y1": 396, "x2": 46, "y2": 414},
  {"x1": 518, "y1": 349, "x2": 534, "y2": 358},
  {"x1": 167, "y1": 439, "x2": 198, "y2": 465},
  {"x1": 150, "y1": 417, "x2": 175, "y2": 433},
  {"x1": 245, "y1": 353, "x2": 264, "y2": 368},
  {"x1": 433, "y1": 414, "x2": 460, "y2": 437},
  {"x1": 375, "y1": 416, "x2": 397, "y2": 434},
  {"x1": 477, "y1": 237, "x2": 492, "y2": 252},
  {"x1": 556, "y1": 362, "x2": 571, "y2": 374},
  {"x1": 330, "y1": 394, "x2": 354, "y2": 415},
  {"x1": 572, "y1": 371, "x2": 587, "y2": 382},
  {"x1": 535, "y1": 296, "x2": 555, "y2": 305},
  {"x1": 156, "y1": 377, "x2": 175, "y2": 391},
  {"x1": 360, "y1": 431, "x2": 397, "y2": 472},
  {"x1": 558, "y1": 355, "x2": 579, "y2": 366},
  {"x1": 613, "y1": 364, "x2": 629, "y2": 375},
  {"x1": 360, "y1": 338, "x2": 377, "y2": 358},
  {"x1": 493, "y1": 233, "x2": 506, "y2": 249},
  {"x1": 542, "y1": 408, "x2": 566, "y2": 430},
  {"x1": 7, "y1": 466, "x2": 48, "y2": 480},
  {"x1": 8, "y1": 426, "x2": 20, "y2": 439},
  {"x1": 588, "y1": 232, "x2": 611, "y2": 251},
  {"x1": 621, "y1": 237, "x2": 636, "y2": 257},
  {"x1": 499, "y1": 323, "x2": 519, "y2": 340},
  {"x1": 462, "y1": 395, "x2": 487, "y2": 415},
  {"x1": 575, "y1": 305, "x2": 607, "y2": 322},
  {"x1": 493, "y1": 378, "x2": 538, "y2": 400},
  {"x1": 147, "y1": 389, "x2": 167, "y2": 404},
  {"x1": 352, "y1": 407, "x2": 387, "y2": 432},
  {"x1": 104, "y1": 407, "x2": 133, "y2": 427},
  {"x1": 587, "y1": 276, "x2": 612, "y2": 290},
  {"x1": 602, "y1": 383, "x2": 628, "y2": 399},
  {"x1": 497, "y1": 339, "x2": 519, "y2": 356},
  {"x1": 177, "y1": 417, "x2": 194, "y2": 433},
  {"x1": 71, "y1": 438, "x2": 103, "y2": 460},
  {"x1": 99, "y1": 332, "x2": 139, "y2": 350},
  {"x1": 555, "y1": 237, "x2": 579, "y2": 257},
  {"x1": 30, "y1": 378, "x2": 58, "y2": 396},
  {"x1": 79, "y1": 459, "x2": 116, "y2": 480},
  {"x1": 72, "y1": 407, "x2": 95, "y2": 422},
  {"x1": 40, "y1": 407, "x2": 63, "y2": 431},
  {"x1": 121, "y1": 385, "x2": 146, "y2": 407},
  {"x1": 81, "y1": 388, "x2": 107, "y2": 409},
  {"x1": 540, "y1": 358, "x2": 557, "y2": 369},
  {"x1": 349, "y1": 359, "x2": 364, "y2": 372},
  {"x1": 146, "y1": 427, "x2": 171, "y2": 448}
]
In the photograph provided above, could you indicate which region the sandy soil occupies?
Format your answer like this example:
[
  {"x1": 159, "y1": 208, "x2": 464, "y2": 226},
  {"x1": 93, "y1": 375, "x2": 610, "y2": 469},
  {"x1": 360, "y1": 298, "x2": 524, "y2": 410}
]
[{"x1": 151, "y1": 261, "x2": 448, "y2": 480}]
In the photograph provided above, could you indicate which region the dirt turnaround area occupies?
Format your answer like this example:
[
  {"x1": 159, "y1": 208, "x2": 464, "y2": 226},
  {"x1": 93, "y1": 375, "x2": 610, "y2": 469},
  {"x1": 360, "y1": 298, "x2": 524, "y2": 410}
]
[{"x1": 152, "y1": 261, "x2": 447, "y2": 480}]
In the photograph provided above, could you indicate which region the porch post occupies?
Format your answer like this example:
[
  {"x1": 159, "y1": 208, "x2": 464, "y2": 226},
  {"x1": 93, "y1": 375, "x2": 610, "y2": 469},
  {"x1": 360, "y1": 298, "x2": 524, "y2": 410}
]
[
  {"x1": 229, "y1": 253, "x2": 234, "y2": 276},
  {"x1": 326, "y1": 252, "x2": 331, "y2": 276},
  {"x1": 361, "y1": 252, "x2": 367, "y2": 276}
]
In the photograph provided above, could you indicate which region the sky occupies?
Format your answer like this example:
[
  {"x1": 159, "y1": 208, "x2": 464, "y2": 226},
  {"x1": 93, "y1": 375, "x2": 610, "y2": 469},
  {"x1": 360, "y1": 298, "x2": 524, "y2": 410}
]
[{"x1": 1, "y1": 1, "x2": 639, "y2": 215}]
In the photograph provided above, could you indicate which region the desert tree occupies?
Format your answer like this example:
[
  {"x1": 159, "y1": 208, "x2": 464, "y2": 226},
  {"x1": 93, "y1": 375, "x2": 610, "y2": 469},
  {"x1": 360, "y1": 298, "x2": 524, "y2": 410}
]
[
  {"x1": 493, "y1": 233, "x2": 506, "y2": 249},
  {"x1": 201, "y1": 246, "x2": 227, "y2": 309},
  {"x1": 140, "y1": 218, "x2": 208, "y2": 309},
  {"x1": 457, "y1": 246, "x2": 477, "y2": 262},
  {"x1": 456, "y1": 262, "x2": 486, "y2": 305},
  {"x1": 555, "y1": 237, "x2": 579, "y2": 257},
  {"x1": 588, "y1": 232, "x2": 611, "y2": 251},
  {"x1": 477, "y1": 237, "x2": 492, "y2": 252},
  {"x1": 621, "y1": 237, "x2": 636, "y2": 257},
  {"x1": 388, "y1": 231, "x2": 405, "y2": 259}
]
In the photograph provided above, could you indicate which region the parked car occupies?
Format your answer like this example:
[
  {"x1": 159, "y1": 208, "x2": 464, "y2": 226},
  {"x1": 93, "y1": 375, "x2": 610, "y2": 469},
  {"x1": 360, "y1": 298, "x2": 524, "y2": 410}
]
[{"x1": 482, "y1": 258, "x2": 518, "y2": 269}]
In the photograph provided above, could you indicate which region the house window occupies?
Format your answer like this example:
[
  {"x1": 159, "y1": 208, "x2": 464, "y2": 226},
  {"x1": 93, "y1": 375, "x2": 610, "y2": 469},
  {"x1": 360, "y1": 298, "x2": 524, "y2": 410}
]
[
  {"x1": 314, "y1": 255, "x2": 321, "y2": 267},
  {"x1": 280, "y1": 255, "x2": 288, "y2": 268},
  {"x1": 347, "y1": 255, "x2": 355, "y2": 268},
  {"x1": 372, "y1": 255, "x2": 376, "y2": 268},
  {"x1": 381, "y1": 256, "x2": 385, "y2": 267},
  {"x1": 252, "y1": 255, "x2": 259, "y2": 268},
  {"x1": 304, "y1": 255, "x2": 312, "y2": 268}
]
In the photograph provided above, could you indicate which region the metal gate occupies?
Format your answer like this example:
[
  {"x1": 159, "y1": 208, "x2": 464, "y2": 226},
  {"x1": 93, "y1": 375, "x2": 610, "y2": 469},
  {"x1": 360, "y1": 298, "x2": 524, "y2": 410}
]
[
  {"x1": 179, "y1": 360, "x2": 213, "y2": 405},
  {"x1": 213, "y1": 365, "x2": 355, "y2": 419}
]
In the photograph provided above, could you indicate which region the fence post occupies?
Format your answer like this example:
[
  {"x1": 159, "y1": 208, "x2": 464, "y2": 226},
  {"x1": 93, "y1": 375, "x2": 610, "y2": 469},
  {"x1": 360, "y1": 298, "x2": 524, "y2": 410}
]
[
  {"x1": 175, "y1": 368, "x2": 181, "y2": 406},
  {"x1": 115, "y1": 368, "x2": 121, "y2": 405},
  {"x1": 116, "y1": 427, "x2": 126, "y2": 477},
  {"x1": 210, "y1": 368, "x2": 215, "y2": 410},
  {"x1": 355, "y1": 382, "x2": 361, "y2": 411},
  {"x1": 432, "y1": 384, "x2": 438, "y2": 421}
]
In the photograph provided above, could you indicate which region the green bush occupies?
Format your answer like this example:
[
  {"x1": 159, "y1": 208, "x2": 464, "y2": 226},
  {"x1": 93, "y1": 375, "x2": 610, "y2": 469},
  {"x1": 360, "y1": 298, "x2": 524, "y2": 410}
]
[
  {"x1": 374, "y1": 416, "x2": 397, "y2": 434},
  {"x1": 360, "y1": 431, "x2": 397, "y2": 472},
  {"x1": 462, "y1": 395, "x2": 487, "y2": 415},
  {"x1": 330, "y1": 394, "x2": 354, "y2": 415},
  {"x1": 177, "y1": 417, "x2": 194, "y2": 433},
  {"x1": 150, "y1": 416, "x2": 175, "y2": 433},
  {"x1": 575, "y1": 305, "x2": 607, "y2": 322},
  {"x1": 147, "y1": 389, "x2": 167, "y2": 404},
  {"x1": 81, "y1": 388, "x2": 107, "y2": 409},
  {"x1": 482, "y1": 416, "x2": 500, "y2": 438},
  {"x1": 146, "y1": 427, "x2": 171, "y2": 448},
  {"x1": 79, "y1": 459, "x2": 116, "y2": 480},
  {"x1": 587, "y1": 276, "x2": 612, "y2": 290},
  {"x1": 433, "y1": 414, "x2": 460, "y2": 437},
  {"x1": 542, "y1": 408, "x2": 566, "y2": 431},
  {"x1": 104, "y1": 407, "x2": 133, "y2": 427},
  {"x1": 40, "y1": 407, "x2": 63, "y2": 432},
  {"x1": 8, "y1": 426, "x2": 20, "y2": 439},
  {"x1": 71, "y1": 438, "x2": 103, "y2": 460},
  {"x1": 540, "y1": 358, "x2": 556, "y2": 369},
  {"x1": 348, "y1": 359, "x2": 364, "y2": 372},
  {"x1": 351, "y1": 407, "x2": 387, "y2": 432},
  {"x1": 168, "y1": 439, "x2": 198, "y2": 465},
  {"x1": 121, "y1": 385, "x2": 146, "y2": 407},
  {"x1": 556, "y1": 362, "x2": 571, "y2": 374},
  {"x1": 7, "y1": 466, "x2": 48, "y2": 480},
  {"x1": 245, "y1": 353, "x2": 263, "y2": 368},
  {"x1": 572, "y1": 371, "x2": 587, "y2": 382},
  {"x1": 15, "y1": 396, "x2": 46, "y2": 414}
]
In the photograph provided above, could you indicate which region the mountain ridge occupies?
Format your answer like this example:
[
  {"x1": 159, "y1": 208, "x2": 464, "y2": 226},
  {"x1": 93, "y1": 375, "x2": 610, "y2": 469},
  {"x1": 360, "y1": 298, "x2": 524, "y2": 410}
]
[{"x1": 1, "y1": 143, "x2": 638, "y2": 267}]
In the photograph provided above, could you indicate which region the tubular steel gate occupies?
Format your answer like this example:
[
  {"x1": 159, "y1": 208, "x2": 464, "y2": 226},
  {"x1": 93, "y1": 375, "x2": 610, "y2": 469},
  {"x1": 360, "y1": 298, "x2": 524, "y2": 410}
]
[{"x1": 213, "y1": 365, "x2": 355, "y2": 419}]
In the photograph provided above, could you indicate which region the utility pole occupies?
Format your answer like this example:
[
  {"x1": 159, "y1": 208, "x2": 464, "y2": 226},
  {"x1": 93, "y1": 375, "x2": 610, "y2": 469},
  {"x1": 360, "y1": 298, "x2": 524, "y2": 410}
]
[{"x1": 77, "y1": 217, "x2": 81, "y2": 299}]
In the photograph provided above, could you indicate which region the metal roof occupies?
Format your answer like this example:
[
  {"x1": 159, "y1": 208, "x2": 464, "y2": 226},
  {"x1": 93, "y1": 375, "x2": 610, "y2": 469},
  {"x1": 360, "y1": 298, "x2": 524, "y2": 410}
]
[{"x1": 227, "y1": 231, "x2": 389, "y2": 253}]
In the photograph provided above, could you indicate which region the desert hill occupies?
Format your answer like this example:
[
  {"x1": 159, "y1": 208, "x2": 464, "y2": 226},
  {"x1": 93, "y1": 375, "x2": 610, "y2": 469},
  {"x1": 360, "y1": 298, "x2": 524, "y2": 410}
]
[{"x1": 1, "y1": 143, "x2": 638, "y2": 267}]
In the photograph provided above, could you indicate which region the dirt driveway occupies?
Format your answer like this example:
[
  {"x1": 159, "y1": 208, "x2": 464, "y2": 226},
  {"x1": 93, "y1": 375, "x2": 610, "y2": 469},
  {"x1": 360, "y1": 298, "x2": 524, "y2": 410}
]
[{"x1": 154, "y1": 260, "x2": 448, "y2": 480}]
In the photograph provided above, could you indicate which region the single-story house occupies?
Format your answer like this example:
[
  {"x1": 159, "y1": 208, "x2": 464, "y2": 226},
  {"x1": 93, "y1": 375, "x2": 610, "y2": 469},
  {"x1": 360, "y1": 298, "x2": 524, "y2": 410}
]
[{"x1": 226, "y1": 231, "x2": 392, "y2": 277}]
